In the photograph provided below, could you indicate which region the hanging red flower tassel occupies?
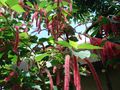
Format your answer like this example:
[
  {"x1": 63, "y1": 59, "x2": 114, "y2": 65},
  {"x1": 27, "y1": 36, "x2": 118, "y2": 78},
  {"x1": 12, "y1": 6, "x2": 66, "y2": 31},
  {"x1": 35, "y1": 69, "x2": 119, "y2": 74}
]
[
  {"x1": 73, "y1": 56, "x2": 81, "y2": 90},
  {"x1": 90, "y1": 37, "x2": 120, "y2": 63},
  {"x1": 90, "y1": 37, "x2": 102, "y2": 46},
  {"x1": 64, "y1": 55, "x2": 70, "y2": 90},
  {"x1": 45, "y1": 68, "x2": 54, "y2": 90},
  {"x1": 56, "y1": 70, "x2": 60, "y2": 86},
  {"x1": 13, "y1": 26, "x2": 19, "y2": 53},
  {"x1": 12, "y1": 84, "x2": 21, "y2": 90},
  {"x1": 102, "y1": 24, "x2": 111, "y2": 36},
  {"x1": 84, "y1": 58, "x2": 103, "y2": 90}
]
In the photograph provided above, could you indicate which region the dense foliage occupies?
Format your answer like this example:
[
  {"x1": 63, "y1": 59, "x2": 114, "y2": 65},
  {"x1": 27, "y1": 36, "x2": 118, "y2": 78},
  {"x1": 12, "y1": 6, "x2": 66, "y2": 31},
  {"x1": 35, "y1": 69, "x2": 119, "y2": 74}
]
[{"x1": 0, "y1": 0, "x2": 120, "y2": 90}]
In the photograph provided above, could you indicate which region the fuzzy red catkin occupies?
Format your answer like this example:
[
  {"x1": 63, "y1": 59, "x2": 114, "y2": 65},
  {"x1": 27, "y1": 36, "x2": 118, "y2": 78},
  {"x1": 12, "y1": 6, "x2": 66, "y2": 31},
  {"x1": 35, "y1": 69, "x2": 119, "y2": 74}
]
[
  {"x1": 13, "y1": 26, "x2": 19, "y2": 53},
  {"x1": 56, "y1": 71, "x2": 60, "y2": 86},
  {"x1": 45, "y1": 68, "x2": 54, "y2": 90},
  {"x1": 64, "y1": 55, "x2": 70, "y2": 90},
  {"x1": 73, "y1": 56, "x2": 81, "y2": 90}
]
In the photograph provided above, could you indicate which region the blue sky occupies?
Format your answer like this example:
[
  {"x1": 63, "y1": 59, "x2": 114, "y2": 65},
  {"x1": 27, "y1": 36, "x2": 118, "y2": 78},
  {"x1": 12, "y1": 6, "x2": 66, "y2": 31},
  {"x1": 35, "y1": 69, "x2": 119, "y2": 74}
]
[
  {"x1": 29, "y1": 20, "x2": 92, "y2": 48},
  {"x1": 29, "y1": 20, "x2": 91, "y2": 39}
]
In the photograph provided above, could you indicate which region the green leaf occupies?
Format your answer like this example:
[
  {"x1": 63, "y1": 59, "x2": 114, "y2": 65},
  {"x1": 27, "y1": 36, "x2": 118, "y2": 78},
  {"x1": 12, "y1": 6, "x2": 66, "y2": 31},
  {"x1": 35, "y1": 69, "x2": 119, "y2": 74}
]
[
  {"x1": 106, "y1": 58, "x2": 120, "y2": 66},
  {"x1": 101, "y1": 17, "x2": 109, "y2": 24},
  {"x1": 6, "y1": 0, "x2": 18, "y2": 7},
  {"x1": 16, "y1": 22, "x2": 22, "y2": 26},
  {"x1": 46, "y1": 3, "x2": 57, "y2": 12},
  {"x1": 26, "y1": 1, "x2": 33, "y2": 8},
  {"x1": 0, "y1": 0, "x2": 8, "y2": 6},
  {"x1": 11, "y1": 4, "x2": 25, "y2": 13},
  {"x1": 48, "y1": 36, "x2": 54, "y2": 44},
  {"x1": 39, "y1": 1, "x2": 47, "y2": 8},
  {"x1": 0, "y1": 53, "x2": 4, "y2": 58},
  {"x1": 62, "y1": 1, "x2": 69, "y2": 6},
  {"x1": 39, "y1": 38, "x2": 48, "y2": 43},
  {"x1": 50, "y1": 60, "x2": 60, "y2": 66},
  {"x1": 30, "y1": 35, "x2": 38, "y2": 43},
  {"x1": 90, "y1": 53, "x2": 98, "y2": 59},
  {"x1": 53, "y1": 86, "x2": 58, "y2": 90},
  {"x1": 69, "y1": 40, "x2": 78, "y2": 49},
  {"x1": 77, "y1": 43, "x2": 102, "y2": 49},
  {"x1": 72, "y1": 50, "x2": 91, "y2": 59},
  {"x1": 57, "y1": 41, "x2": 71, "y2": 48},
  {"x1": 69, "y1": 36, "x2": 78, "y2": 41},
  {"x1": 8, "y1": 54, "x2": 17, "y2": 63},
  {"x1": 20, "y1": 32, "x2": 29, "y2": 40},
  {"x1": 46, "y1": 5, "x2": 53, "y2": 12},
  {"x1": 91, "y1": 27, "x2": 99, "y2": 37},
  {"x1": 32, "y1": 85, "x2": 41, "y2": 90},
  {"x1": 35, "y1": 53, "x2": 49, "y2": 62}
]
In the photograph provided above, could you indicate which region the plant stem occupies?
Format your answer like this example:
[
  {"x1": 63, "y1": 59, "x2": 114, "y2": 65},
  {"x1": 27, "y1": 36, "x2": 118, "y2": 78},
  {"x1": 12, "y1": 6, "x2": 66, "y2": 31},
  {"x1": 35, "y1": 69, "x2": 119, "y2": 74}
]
[{"x1": 105, "y1": 67, "x2": 113, "y2": 90}]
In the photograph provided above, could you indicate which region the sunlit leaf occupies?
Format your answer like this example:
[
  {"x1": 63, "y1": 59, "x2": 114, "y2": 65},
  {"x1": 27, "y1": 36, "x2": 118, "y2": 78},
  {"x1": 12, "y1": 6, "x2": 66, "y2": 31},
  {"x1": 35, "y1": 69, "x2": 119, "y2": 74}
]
[
  {"x1": 39, "y1": 1, "x2": 47, "y2": 8},
  {"x1": 69, "y1": 40, "x2": 78, "y2": 49},
  {"x1": 8, "y1": 54, "x2": 17, "y2": 64},
  {"x1": 11, "y1": 4, "x2": 25, "y2": 13},
  {"x1": 46, "y1": 3, "x2": 57, "y2": 12},
  {"x1": 48, "y1": 36, "x2": 54, "y2": 44},
  {"x1": 62, "y1": 1, "x2": 69, "y2": 6},
  {"x1": 57, "y1": 41, "x2": 71, "y2": 48},
  {"x1": 6, "y1": 0, "x2": 18, "y2": 7},
  {"x1": 35, "y1": 53, "x2": 49, "y2": 61},
  {"x1": 16, "y1": 22, "x2": 22, "y2": 26},
  {"x1": 72, "y1": 50, "x2": 91, "y2": 59},
  {"x1": 0, "y1": 0, "x2": 8, "y2": 6},
  {"x1": 26, "y1": 1, "x2": 33, "y2": 8},
  {"x1": 20, "y1": 32, "x2": 29, "y2": 40},
  {"x1": 78, "y1": 43, "x2": 102, "y2": 49}
]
